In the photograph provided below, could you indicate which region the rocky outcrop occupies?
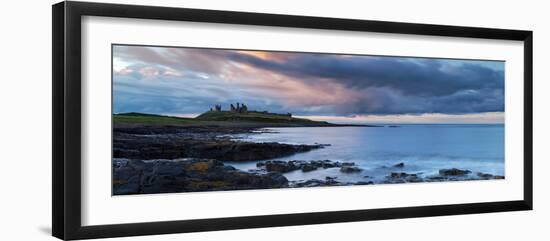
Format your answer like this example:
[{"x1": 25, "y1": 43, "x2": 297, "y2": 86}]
[
  {"x1": 289, "y1": 176, "x2": 374, "y2": 188},
  {"x1": 257, "y1": 160, "x2": 359, "y2": 173},
  {"x1": 476, "y1": 172, "x2": 505, "y2": 180},
  {"x1": 301, "y1": 164, "x2": 318, "y2": 172},
  {"x1": 113, "y1": 159, "x2": 288, "y2": 195},
  {"x1": 380, "y1": 168, "x2": 505, "y2": 184},
  {"x1": 113, "y1": 127, "x2": 324, "y2": 162},
  {"x1": 290, "y1": 179, "x2": 341, "y2": 188},
  {"x1": 385, "y1": 172, "x2": 423, "y2": 183},
  {"x1": 392, "y1": 162, "x2": 405, "y2": 168},
  {"x1": 439, "y1": 168, "x2": 471, "y2": 176},
  {"x1": 339, "y1": 166, "x2": 363, "y2": 173}
]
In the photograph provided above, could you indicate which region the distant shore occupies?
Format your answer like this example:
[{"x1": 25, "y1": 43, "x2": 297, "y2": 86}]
[{"x1": 113, "y1": 112, "x2": 381, "y2": 128}]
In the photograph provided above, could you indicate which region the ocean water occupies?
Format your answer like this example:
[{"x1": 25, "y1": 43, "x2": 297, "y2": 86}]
[{"x1": 226, "y1": 124, "x2": 504, "y2": 183}]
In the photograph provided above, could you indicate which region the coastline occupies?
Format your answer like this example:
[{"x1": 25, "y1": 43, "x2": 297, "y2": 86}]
[{"x1": 113, "y1": 123, "x2": 504, "y2": 195}]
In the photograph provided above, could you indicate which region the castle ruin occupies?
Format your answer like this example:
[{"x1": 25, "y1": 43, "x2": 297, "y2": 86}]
[
  {"x1": 210, "y1": 102, "x2": 248, "y2": 113},
  {"x1": 230, "y1": 102, "x2": 248, "y2": 113},
  {"x1": 209, "y1": 102, "x2": 291, "y2": 118}
]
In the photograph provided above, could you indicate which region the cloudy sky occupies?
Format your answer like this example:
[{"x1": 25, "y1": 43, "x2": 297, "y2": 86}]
[{"x1": 112, "y1": 45, "x2": 504, "y2": 124}]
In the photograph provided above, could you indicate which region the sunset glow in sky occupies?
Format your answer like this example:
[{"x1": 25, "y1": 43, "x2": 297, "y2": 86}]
[{"x1": 112, "y1": 45, "x2": 505, "y2": 124}]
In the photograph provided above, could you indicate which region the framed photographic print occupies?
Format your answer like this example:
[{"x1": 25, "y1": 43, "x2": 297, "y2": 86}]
[{"x1": 52, "y1": 1, "x2": 533, "y2": 240}]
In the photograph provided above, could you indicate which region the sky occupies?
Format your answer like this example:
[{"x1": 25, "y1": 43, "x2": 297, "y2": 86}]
[{"x1": 112, "y1": 45, "x2": 505, "y2": 124}]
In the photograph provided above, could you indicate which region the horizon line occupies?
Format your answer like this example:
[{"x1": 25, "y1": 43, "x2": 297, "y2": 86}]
[{"x1": 114, "y1": 111, "x2": 504, "y2": 125}]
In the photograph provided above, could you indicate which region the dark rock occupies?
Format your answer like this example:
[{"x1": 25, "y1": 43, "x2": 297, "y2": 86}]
[
  {"x1": 112, "y1": 158, "x2": 289, "y2": 195},
  {"x1": 476, "y1": 172, "x2": 504, "y2": 180},
  {"x1": 389, "y1": 172, "x2": 410, "y2": 178},
  {"x1": 321, "y1": 161, "x2": 337, "y2": 168},
  {"x1": 291, "y1": 178, "x2": 342, "y2": 187},
  {"x1": 386, "y1": 172, "x2": 423, "y2": 183},
  {"x1": 427, "y1": 176, "x2": 448, "y2": 181},
  {"x1": 406, "y1": 175, "x2": 423, "y2": 183},
  {"x1": 113, "y1": 175, "x2": 141, "y2": 195},
  {"x1": 383, "y1": 179, "x2": 406, "y2": 184},
  {"x1": 113, "y1": 127, "x2": 325, "y2": 162},
  {"x1": 298, "y1": 179, "x2": 325, "y2": 187},
  {"x1": 301, "y1": 164, "x2": 318, "y2": 172},
  {"x1": 476, "y1": 172, "x2": 493, "y2": 179},
  {"x1": 340, "y1": 166, "x2": 362, "y2": 173},
  {"x1": 393, "y1": 162, "x2": 405, "y2": 168},
  {"x1": 265, "y1": 172, "x2": 289, "y2": 186},
  {"x1": 258, "y1": 160, "x2": 347, "y2": 173},
  {"x1": 325, "y1": 176, "x2": 338, "y2": 181},
  {"x1": 249, "y1": 172, "x2": 288, "y2": 187},
  {"x1": 439, "y1": 168, "x2": 471, "y2": 176},
  {"x1": 265, "y1": 160, "x2": 300, "y2": 173},
  {"x1": 355, "y1": 181, "x2": 374, "y2": 185}
]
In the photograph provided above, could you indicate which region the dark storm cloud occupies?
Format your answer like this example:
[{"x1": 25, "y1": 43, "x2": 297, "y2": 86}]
[
  {"x1": 224, "y1": 52, "x2": 504, "y2": 98},
  {"x1": 113, "y1": 45, "x2": 504, "y2": 116},
  {"x1": 338, "y1": 87, "x2": 504, "y2": 115}
]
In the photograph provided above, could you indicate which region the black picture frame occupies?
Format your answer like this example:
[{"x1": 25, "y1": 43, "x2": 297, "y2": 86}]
[{"x1": 52, "y1": 1, "x2": 533, "y2": 240}]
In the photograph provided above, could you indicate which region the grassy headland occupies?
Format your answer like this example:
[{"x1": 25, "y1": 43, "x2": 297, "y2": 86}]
[{"x1": 113, "y1": 111, "x2": 376, "y2": 127}]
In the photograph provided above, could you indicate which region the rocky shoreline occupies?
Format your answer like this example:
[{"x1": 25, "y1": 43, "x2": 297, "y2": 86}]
[
  {"x1": 113, "y1": 158, "x2": 504, "y2": 194},
  {"x1": 113, "y1": 158, "x2": 291, "y2": 195},
  {"x1": 113, "y1": 126, "x2": 326, "y2": 161},
  {"x1": 112, "y1": 125, "x2": 504, "y2": 195}
]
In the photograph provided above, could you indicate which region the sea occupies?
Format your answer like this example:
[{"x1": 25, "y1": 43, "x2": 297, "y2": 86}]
[{"x1": 226, "y1": 124, "x2": 504, "y2": 183}]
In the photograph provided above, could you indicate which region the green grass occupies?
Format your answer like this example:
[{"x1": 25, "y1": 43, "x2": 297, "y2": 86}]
[
  {"x1": 114, "y1": 113, "x2": 199, "y2": 125},
  {"x1": 196, "y1": 111, "x2": 330, "y2": 125},
  {"x1": 113, "y1": 111, "x2": 333, "y2": 127}
]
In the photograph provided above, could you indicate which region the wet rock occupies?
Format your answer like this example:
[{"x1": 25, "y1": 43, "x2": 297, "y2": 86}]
[
  {"x1": 113, "y1": 174, "x2": 141, "y2": 195},
  {"x1": 266, "y1": 172, "x2": 289, "y2": 186},
  {"x1": 406, "y1": 175, "x2": 423, "y2": 183},
  {"x1": 113, "y1": 126, "x2": 325, "y2": 162},
  {"x1": 340, "y1": 166, "x2": 362, "y2": 173},
  {"x1": 301, "y1": 164, "x2": 318, "y2": 172},
  {"x1": 321, "y1": 162, "x2": 337, "y2": 168},
  {"x1": 476, "y1": 172, "x2": 505, "y2": 180},
  {"x1": 112, "y1": 158, "x2": 289, "y2": 195},
  {"x1": 292, "y1": 179, "x2": 324, "y2": 187},
  {"x1": 439, "y1": 168, "x2": 471, "y2": 176},
  {"x1": 385, "y1": 172, "x2": 423, "y2": 183},
  {"x1": 393, "y1": 162, "x2": 405, "y2": 168},
  {"x1": 476, "y1": 172, "x2": 493, "y2": 179},
  {"x1": 291, "y1": 179, "x2": 342, "y2": 187},
  {"x1": 258, "y1": 160, "x2": 354, "y2": 173},
  {"x1": 249, "y1": 172, "x2": 289, "y2": 187},
  {"x1": 265, "y1": 160, "x2": 298, "y2": 173},
  {"x1": 383, "y1": 179, "x2": 406, "y2": 184},
  {"x1": 355, "y1": 181, "x2": 374, "y2": 185},
  {"x1": 389, "y1": 172, "x2": 411, "y2": 178},
  {"x1": 427, "y1": 176, "x2": 448, "y2": 181},
  {"x1": 325, "y1": 176, "x2": 338, "y2": 181}
]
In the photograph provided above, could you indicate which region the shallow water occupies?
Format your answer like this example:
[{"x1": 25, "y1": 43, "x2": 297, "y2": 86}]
[{"x1": 226, "y1": 124, "x2": 504, "y2": 182}]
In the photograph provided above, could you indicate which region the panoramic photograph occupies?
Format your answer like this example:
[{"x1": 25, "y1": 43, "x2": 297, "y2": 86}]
[{"x1": 111, "y1": 44, "x2": 505, "y2": 195}]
